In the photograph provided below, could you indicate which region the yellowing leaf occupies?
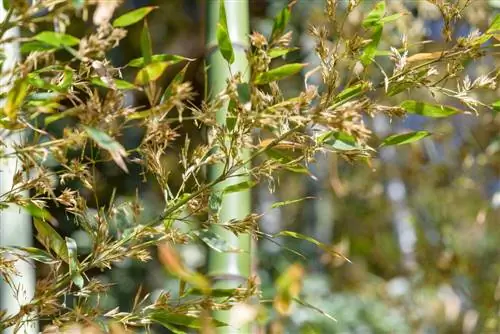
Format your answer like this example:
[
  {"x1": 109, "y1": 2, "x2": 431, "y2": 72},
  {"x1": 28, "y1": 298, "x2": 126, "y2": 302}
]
[
  {"x1": 406, "y1": 52, "x2": 444, "y2": 64},
  {"x1": 135, "y1": 61, "x2": 169, "y2": 85},
  {"x1": 274, "y1": 263, "x2": 304, "y2": 315},
  {"x1": 158, "y1": 243, "x2": 210, "y2": 294}
]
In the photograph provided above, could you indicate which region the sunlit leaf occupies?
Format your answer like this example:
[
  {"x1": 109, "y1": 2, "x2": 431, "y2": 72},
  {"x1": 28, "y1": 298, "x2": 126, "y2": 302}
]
[
  {"x1": 332, "y1": 82, "x2": 369, "y2": 108},
  {"x1": 135, "y1": 61, "x2": 169, "y2": 85},
  {"x1": 65, "y1": 237, "x2": 84, "y2": 288},
  {"x1": 400, "y1": 100, "x2": 459, "y2": 118},
  {"x1": 487, "y1": 14, "x2": 500, "y2": 33},
  {"x1": 20, "y1": 41, "x2": 57, "y2": 53},
  {"x1": 360, "y1": 25, "x2": 382, "y2": 65},
  {"x1": 268, "y1": 47, "x2": 299, "y2": 59},
  {"x1": 127, "y1": 54, "x2": 192, "y2": 68},
  {"x1": 140, "y1": 21, "x2": 153, "y2": 65},
  {"x1": 380, "y1": 131, "x2": 431, "y2": 147},
  {"x1": 271, "y1": 197, "x2": 313, "y2": 209},
  {"x1": 112, "y1": 6, "x2": 157, "y2": 27},
  {"x1": 362, "y1": 1, "x2": 385, "y2": 29},
  {"x1": 492, "y1": 100, "x2": 500, "y2": 112},
  {"x1": 91, "y1": 77, "x2": 137, "y2": 90},
  {"x1": 254, "y1": 63, "x2": 306, "y2": 85},
  {"x1": 34, "y1": 31, "x2": 80, "y2": 47},
  {"x1": 216, "y1": 0, "x2": 234, "y2": 64},
  {"x1": 83, "y1": 126, "x2": 128, "y2": 173}
]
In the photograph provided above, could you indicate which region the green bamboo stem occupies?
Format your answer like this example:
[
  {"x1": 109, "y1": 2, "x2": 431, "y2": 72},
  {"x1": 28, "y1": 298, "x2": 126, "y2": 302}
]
[
  {"x1": 0, "y1": 4, "x2": 37, "y2": 334},
  {"x1": 205, "y1": 0, "x2": 252, "y2": 332}
]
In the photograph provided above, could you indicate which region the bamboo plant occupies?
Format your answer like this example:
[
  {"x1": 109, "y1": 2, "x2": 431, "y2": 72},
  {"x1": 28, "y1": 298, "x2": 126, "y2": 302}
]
[{"x1": 205, "y1": 0, "x2": 252, "y2": 331}]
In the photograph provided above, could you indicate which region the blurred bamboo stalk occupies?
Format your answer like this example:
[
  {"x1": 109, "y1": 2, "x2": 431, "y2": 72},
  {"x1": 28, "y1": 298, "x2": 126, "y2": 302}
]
[
  {"x1": 0, "y1": 3, "x2": 37, "y2": 334},
  {"x1": 205, "y1": 0, "x2": 252, "y2": 332}
]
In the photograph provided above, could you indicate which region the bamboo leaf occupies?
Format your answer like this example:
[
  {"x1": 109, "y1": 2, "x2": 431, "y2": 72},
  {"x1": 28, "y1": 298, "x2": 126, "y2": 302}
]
[
  {"x1": 222, "y1": 180, "x2": 256, "y2": 195},
  {"x1": 362, "y1": 1, "x2": 385, "y2": 29},
  {"x1": 254, "y1": 63, "x2": 306, "y2": 85},
  {"x1": 216, "y1": 0, "x2": 234, "y2": 64},
  {"x1": 91, "y1": 77, "x2": 138, "y2": 90},
  {"x1": 160, "y1": 63, "x2": 189, "y2": 103},
  {"x1": 135, "y1": 61, "x2": 169, "y2": 85},
  {"x1": 4, "y1": 79, "x2": 29, "y2": 120},
  {"x1": 332, "y1": 82, "x2": 369, "y2": 108},
  {"x1": 112, "y1": 6, "x2": 157, "y2": 27},
  {"x1": 127, "y1": 54, "x2": 192, "y2": 68},
  {"x1": 83, "y1": 126, "x2": 128, "y2": 173},
  {"x1": 150, "y1": 312, "x2": 227, "y2": 329},
  {"x1": 193, "y1": 230, "x2": 240, "y2": 253},
  {"x1": 22, "y1": 201, "x2": 57, "y2": 225},
  {"x1": 20, "y1": 41, "x2": 57, "y2": 53},
  {"x1": 65, "y1": 237, "x2": 84, "y2": 288},
  {"x1": 270, "y1": 4, "x2": 292, "y2": 41},
  {"x1": 2, "y1": 246, "x2": 56, "y2": 264},
  {"x1": 360, "y1": 25, "x2": 382, "y2": 65},
  {"x1": 271, "y1": 197, "x2": 313, "y2": 209},
  {"x1": 34, "y1": 218, "x2": 68, "y2": 262},
  {"x1": 381, "y1": 131, "x2": 431, "y2": 147},
  {"x1": 34, "y1": 31, "x2": 80, "y2": 47},
  {"x1": 400, "y1": 100, "x2": 459, "y2": 118},
  {"x1": 157, "y1": 244, "x2": 211, "y2": 294},
  {"x1": 268, "y1": 47, "x2": 299, "y2": 59},
  {"x1": 492, "y1": 100, "x2": 500, "y2": 112},
  {"x1": 274, "y1": 263, "x2": 304, "y2": 315},
  {"x1": 487, "y1": 14, "x2": 500, "y2": 33},
  {"x1": 140, "y1": 21, "x2": 153, "y2": 65}
]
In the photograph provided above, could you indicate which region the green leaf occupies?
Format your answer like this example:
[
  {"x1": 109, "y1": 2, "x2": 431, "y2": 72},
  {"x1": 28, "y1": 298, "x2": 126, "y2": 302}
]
[
  {"x1": 135, "y1": 61, "x2": 169, "y2": 85},
  {"x1": 222, "y1": 180, "x2": 256, "y2": 195},
  {"x1": 83, "y1": 126, "x2": 128, "y2": 173},
  {"x1": 400, "y1": 100, "x2": 460, "y2": 118},
  {"x1": 332, "y1": 82, "x2": 369, "y2": 108},
  {"x1": 112, "y1": 6, "x2": 157, "y2": 27},
  {"x1": 34, "y1": 31, "x2": 80, "y2": 47},
  {"x1": 150, "y1": 312, "x2": 227, "y2": 329},
  {"x1": 216, "y1": 0, "x2": 234, "y2": 64},
  {"x1": 140, "y1": 21, "x2": 153, "y2": 65},
  {"x1": 91, "y1": 77, "x2": 137, "y2": 90},
  {"x1": 22, "y1": 202, "x2": 57, "y2": 225},
  {"x1": 127, "y1": 54, "x2": 192, "y2": 68},
  {"x1": 362, "y1": 1, "x2": 385, "y2": 29},
  {"x1": 2, "y1": 246, "x2": 55, "y2": 264},
  {"x1": 360, "y1": 25, "x2": 383, "y2": 65},
  {"x1": 20, "y1": 41, "x2": 57, "y2": 53},
  {"x1": 254, "y1": 63, "x2": 306, "y2": 85},
  {"x1": 34, "y1": 218, "x2": 68, "y2": 262},
  {"x1": 160, "y1": 63, "x2": 189, "y2": 104},
  {"x1": 193, "y1": 230, "x2": 239, "y2": 253},
  {"x1": 380, "y1": 131, "x2": 431, "y2": 147},
  {"x1": 277, "y1": 230, "x2": 351, "y2": 263},
  {"x1": 491, "y1": 100, "x2": 500, "y2": 112},
  {"x1": 318, "y1": 131, "x2": 366, "y2": 151},
  {"x1": 270, "y1": 4, "x2": 291, "y2": 41},
  {"x1": 487, "y1": 14, "x2": 500, "y2": 33},
  {"x1": 268, "y1": 47, "x2": 299, "y2": 59},
  {"x1": 237, "y1": 83, "x2": 251, "y2": 104},
  {"x1": 271, "y1": 197, "x2": 312, "y2": 209},
  {"x1": 65, "y1": 237, "x2": 84, "y2": 288}
]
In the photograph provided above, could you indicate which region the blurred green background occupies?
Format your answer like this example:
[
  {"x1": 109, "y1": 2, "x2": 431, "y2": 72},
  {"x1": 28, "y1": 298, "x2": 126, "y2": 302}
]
[{"x1": 39, "y1": 0, "x2": 500, "y2": 333}]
